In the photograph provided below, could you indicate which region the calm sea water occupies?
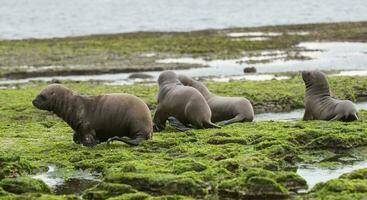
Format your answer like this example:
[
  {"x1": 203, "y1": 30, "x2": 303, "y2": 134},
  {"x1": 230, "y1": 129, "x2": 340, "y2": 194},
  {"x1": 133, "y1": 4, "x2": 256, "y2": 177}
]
[{"x1": 1, "y1": 0, "x2": 367, "y2": 39}]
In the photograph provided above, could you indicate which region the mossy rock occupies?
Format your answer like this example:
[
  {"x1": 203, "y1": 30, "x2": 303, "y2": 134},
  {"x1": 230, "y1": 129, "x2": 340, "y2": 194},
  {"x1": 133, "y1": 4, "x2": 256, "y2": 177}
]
[
  {"x1": 0, "y1": 187, "x2": 7, "y2": 195},
  {"x1": 108, "y1": 192, "x2": 150, "y2": 200},
  {"x1": 218, "y1": 168, "x2": 288, "y2": 199},
  {"x1": 275, "y1": 172, "x2": 307, "y2": 191},
  {"x1": 312, "y1": 179, "x2": 367, "y2": 193},
  {"x1": 0, "y1": 177, "x2": 51, "y2": 194},
  {"x1": 149, "y1": 195, "x2": 195, "y2": 200},
  {"x1": 83, "y1": 182, "x2": 137, "y2": 200},
  {"x1": 0, "y1": 153, "x2": 33, "y2": 180},
  {"x1": 169, "y1": 158, "x2": 207, "y2": 174},
  {"x1": 207, "y1": 137, "x2": 247, "y2": 145},
  {"x1": 0, "y1": 154, "x2": 20, "y2": 163},
  {"x1": 306, "y1": 134, "x2": 367, "y2": 149},
  {"x1": 340, "y1": 168, "x2": 367, "y2": 180},
  {"x1": 247, "y1": 177, "x2": 288, "y2": 196},
  {"x1": 105, "y1": 172, "x2": 207, "y2": 196}
]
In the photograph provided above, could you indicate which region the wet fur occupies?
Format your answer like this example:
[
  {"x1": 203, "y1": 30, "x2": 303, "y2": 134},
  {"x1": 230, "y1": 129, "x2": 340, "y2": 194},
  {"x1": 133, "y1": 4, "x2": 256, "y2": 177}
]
[
  {"x1": 178, "y1": 75, "x2": 254, "y2": 125},
  {"x1": 32, "y1": 84, "x2": 152, "y2": 146},
  {"x1": 153, "y1": 71, "x2": 220, "y2": 131},
  {"x1": 302, "y1": 71, "x2": 358, "y2": 122}
]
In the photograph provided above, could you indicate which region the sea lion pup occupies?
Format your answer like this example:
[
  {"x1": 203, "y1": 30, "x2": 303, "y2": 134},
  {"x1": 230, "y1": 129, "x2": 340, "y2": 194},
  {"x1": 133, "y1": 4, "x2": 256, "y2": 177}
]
[
  {"x1": 153, "y1": 71, "x2": 220, "y2": 131},
  {"x1": 302, "y1": 70, "x2": 358, "y2": 121},
  {"x1": 177, "y1": 75, "x2": 254, "y2": 125},
  {"x1": 32, "y1": 84, "x2": 152, "y2": 146}
]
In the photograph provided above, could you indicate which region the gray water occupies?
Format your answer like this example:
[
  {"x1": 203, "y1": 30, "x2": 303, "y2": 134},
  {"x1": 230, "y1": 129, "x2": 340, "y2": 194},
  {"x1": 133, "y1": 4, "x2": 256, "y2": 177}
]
[
  {"x1": 1, "y1": 0, "x2": 367, "y2": 39},
  {"x1": 32, "y1": 165, "x2": 100, "y2": 194},
  {"x1": 297, "y1": 160, "x2": 367, "y2": 191}
]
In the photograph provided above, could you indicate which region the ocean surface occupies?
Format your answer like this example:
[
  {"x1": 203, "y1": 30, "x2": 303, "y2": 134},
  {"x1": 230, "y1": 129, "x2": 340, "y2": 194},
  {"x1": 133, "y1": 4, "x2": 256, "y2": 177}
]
[{"x1": 1, "y1": 0, "x2": 367, "y2": 39}]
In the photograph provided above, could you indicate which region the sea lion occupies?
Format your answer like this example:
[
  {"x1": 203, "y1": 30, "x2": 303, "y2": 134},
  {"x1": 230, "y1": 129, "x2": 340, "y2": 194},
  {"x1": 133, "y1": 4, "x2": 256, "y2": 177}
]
[
  {"x1": 153, "y1": 71, "x2": 220, "y2": 131},
  {"x1": 178, "y1": 75, "x2": 254, "y2": 125},
  {"x1": 32, "y1": 84, "x2": 153, "y2": 146},
  {"x1": 302, "y1": 70, "x2": 358, "y2": 121}
]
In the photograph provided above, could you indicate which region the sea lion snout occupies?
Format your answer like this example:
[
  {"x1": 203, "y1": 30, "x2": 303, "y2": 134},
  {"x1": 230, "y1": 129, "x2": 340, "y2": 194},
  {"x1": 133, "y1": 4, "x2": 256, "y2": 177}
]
[{"x1": 32, "y1": 94, "x2": 49, "y2": 110}]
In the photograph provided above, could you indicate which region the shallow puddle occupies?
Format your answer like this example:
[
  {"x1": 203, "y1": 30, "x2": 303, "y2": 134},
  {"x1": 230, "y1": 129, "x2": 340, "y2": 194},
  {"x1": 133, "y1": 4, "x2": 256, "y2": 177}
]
[
  {"x1": 32, "y1": 165, "x2": 100, "y2": 195},
  {"x1": 0, "y1": 41, "x2": 367, "y2": 85},
  {"x1": 297, "y1": 160, "x2": 367, "y2": 191},
  {"x1": 1, "y1": 42, "x2": 367, "y2": 85}
]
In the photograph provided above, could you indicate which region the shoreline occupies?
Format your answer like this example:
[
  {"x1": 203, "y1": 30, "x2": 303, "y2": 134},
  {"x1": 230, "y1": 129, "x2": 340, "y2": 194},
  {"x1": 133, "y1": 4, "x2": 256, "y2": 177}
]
[{"x1": 0, "y1": 21, "x2": 366, "y2": 79}]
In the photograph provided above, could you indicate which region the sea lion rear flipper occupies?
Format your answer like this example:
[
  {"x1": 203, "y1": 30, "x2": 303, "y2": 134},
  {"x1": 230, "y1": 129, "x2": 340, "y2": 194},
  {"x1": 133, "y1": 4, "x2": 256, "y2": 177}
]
[
  {"x1": 106, "y1": 136, "x2": 145, "y2": 146},
  {"x1": 204, "y1": 121, "x2": 221, "y2": 129},
  {"x1": 330, "y1": 114, "x2": 343, "y2": 121},
  {"x1": 352, "y1": 113, "x2": 359, "y2": 121},
  {"x1": 218, "y1": 115, "x2": 247, "y2": 126},
  {"x1": 344, "y1": 113, "x2": 359, "y2": 122},
  {"x1": 168, "y1": 117, "x2": 192, "y2": 132}
]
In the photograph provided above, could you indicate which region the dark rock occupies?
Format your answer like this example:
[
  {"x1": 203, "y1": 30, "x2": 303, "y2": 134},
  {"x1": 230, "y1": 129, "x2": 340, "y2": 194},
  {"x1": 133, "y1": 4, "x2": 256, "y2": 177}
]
[{"x1": 244, "y1": 67, "x2": 257, "y2": 73}]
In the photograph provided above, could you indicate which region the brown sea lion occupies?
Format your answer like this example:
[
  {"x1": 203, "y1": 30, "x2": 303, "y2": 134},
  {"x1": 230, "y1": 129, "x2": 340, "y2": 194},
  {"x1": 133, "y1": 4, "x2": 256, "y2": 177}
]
[
  {"x1": 302, "y1": 70, "x2": 358, "y2": 121},
  {"x1": 153, "y1": 71, "x2": 220, "y2": 131},
  {"x1": 178, "y1": 75, "x2": 254, "y2": 125},
  {"x1": 32, "y1": 84, "x2": 153, "y2": 146}
]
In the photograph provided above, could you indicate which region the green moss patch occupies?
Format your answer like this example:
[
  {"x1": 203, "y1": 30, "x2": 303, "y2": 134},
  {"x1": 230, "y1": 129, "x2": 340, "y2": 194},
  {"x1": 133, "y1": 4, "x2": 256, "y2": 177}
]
[{"x1": 0, "y1": 176, "x2": 50, "y2": 194}]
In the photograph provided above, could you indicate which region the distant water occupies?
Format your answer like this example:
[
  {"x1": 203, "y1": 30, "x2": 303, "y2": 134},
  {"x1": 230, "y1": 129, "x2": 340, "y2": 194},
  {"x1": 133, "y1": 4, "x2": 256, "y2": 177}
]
[{"x1": 1, "y1": 0, "x2": 367, "y2": 39}]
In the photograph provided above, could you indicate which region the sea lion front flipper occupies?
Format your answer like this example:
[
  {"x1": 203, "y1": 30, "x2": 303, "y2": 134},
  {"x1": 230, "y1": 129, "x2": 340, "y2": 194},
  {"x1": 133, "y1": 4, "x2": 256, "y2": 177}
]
[
  {"x1": 168, "y1": 117, "x2": 192, "y2": 132},
  {"x1": 153, "y1": 106, "x2": 168, "y2": 132},
  {"x1": 343, "y1": 113, "x2": 359, "y2": 122},
  {"x1": 303, "y1": 109, "x2": 313, "y2": 121},
  {"x1": 106, "y1": 136, "x2": 145, "y2": 146}
]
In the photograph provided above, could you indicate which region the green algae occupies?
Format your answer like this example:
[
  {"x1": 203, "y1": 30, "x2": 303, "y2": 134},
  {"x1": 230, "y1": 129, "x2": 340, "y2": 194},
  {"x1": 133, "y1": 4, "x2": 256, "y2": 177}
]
[
  {"x1": 105, "y1": 172, "x2": 207, "y2": 197},
  {"x1": 0, "y1": 77, "x2": 367, "y2": 199},
  {"x1": 109, "y1": 192, "x2": 151, "y2": 200},
  {"x1": 217, "y1": 169, "x2": 289, "y2": 199},
  {"x1": 0, "y1": 153, "x2": 34, "y2": 180},
  {"x1": 82, "y1": 182, "x2": 137, "y2": 200},
  {"x1": 0, "y1": 176, "x2": 50, "y2": 194}
]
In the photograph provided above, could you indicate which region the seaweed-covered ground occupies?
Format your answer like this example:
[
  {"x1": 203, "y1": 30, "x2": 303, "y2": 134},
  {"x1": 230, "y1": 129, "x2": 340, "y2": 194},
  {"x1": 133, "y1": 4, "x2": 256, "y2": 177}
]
[
  {"x1": 0, "y1": 21, "x2": 367, "y2": 78},
  {"x1": 1, "y1": 76, "x2": 367, "y2": 199}
]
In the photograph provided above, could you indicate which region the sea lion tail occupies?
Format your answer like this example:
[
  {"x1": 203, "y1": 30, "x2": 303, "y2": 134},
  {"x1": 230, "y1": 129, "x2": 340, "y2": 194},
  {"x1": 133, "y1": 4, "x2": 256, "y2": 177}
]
[{"x1": 204, "y1": 121, "x2": 221, "y2": 129}]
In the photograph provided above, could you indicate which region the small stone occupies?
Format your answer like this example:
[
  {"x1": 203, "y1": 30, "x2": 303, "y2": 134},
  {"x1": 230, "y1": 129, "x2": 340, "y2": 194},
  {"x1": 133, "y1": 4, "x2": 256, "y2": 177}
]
[{"x1": 243, "y1": 67, "x2": 257, "y2": 73}]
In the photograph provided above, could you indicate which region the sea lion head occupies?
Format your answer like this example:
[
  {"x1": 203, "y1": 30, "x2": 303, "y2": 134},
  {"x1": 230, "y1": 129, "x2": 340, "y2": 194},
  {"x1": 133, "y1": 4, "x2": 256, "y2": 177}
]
[
  {"x1": 301, "y1": 70, "x2": 329, "y2": 88},
  {"x1": 158, "y1": 71, "x2": 180, "y2": 86},
  {"x1": 32, "y1": 84, "x2": 72, "y2": 111},
  {"x1": 178, "y1": 74, "x2": 194, "y2": 86}
]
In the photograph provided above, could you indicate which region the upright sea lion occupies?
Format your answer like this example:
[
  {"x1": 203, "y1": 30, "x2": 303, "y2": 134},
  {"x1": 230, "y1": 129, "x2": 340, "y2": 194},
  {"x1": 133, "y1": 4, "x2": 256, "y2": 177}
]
[
  {"x1": 32, "y1": 84, "x2": 153, "y2": 146},
  {"x1": 178, "y1": 75, "x2": 254, "y2": 125},
  {"x1": 302, "y1": 70, "x2": 358, "y2": 121},
  {"x1": 153, "y1": 71, "x2": 220, "y2": 131}
]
